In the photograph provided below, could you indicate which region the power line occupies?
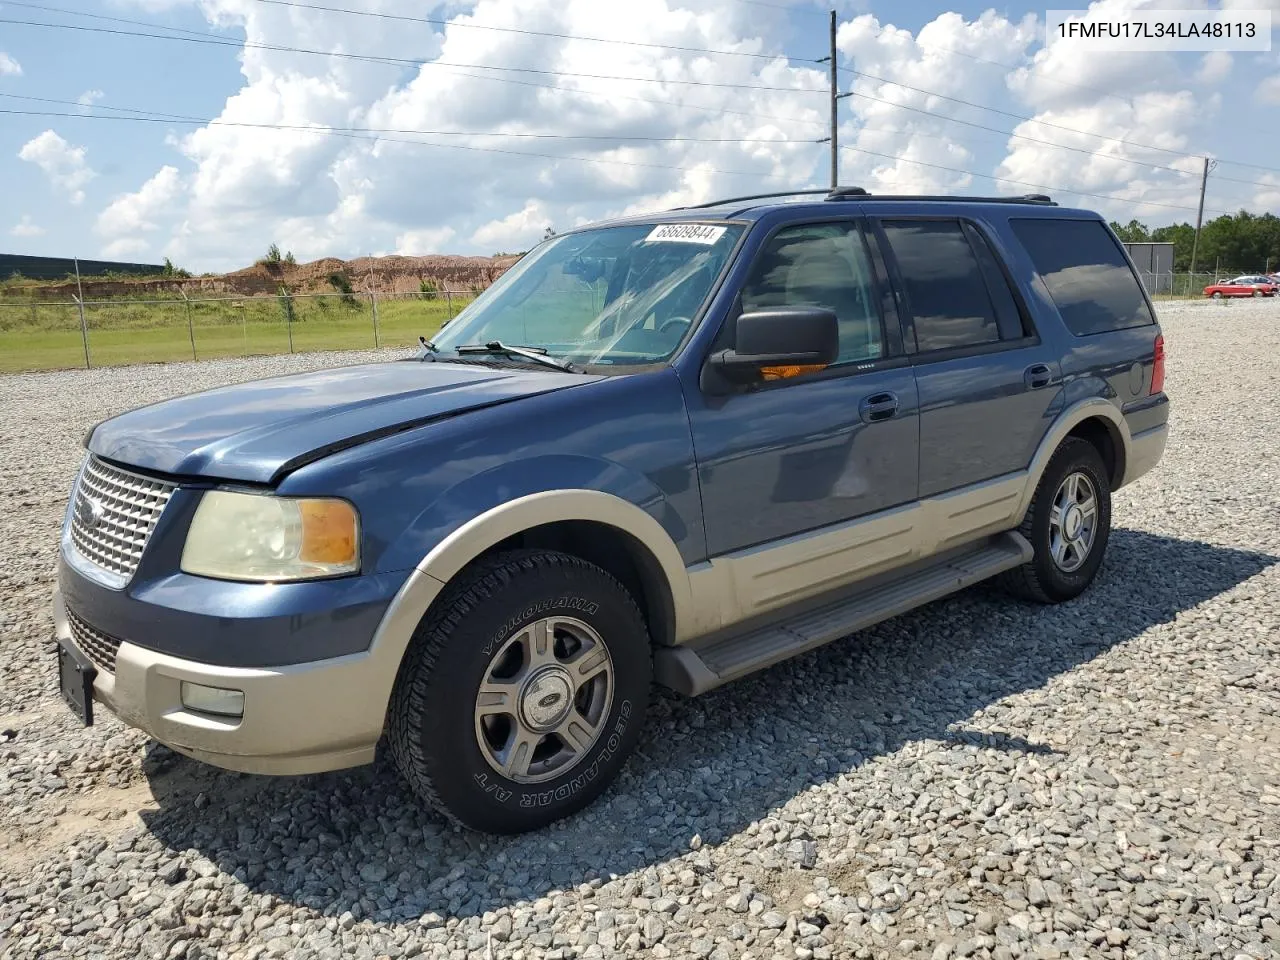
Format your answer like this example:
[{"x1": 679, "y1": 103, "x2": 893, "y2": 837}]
[
  {"x1": 854, "y1": 26, "x2": 1137, "y2": 109},
  {"x1": 840, "y1": 86, "x2": 1198, "y2": 178},
  {"x1": 839, "y1": 65, "x2": 1205, "y2": 161},
  {"x1": 0, "y1": 18, "x2": 829, "y2": 96},
  {"x1": 0, "y1": 103, "x2": 827, "y2": 178},
  {"x1": 0, "y1": 104, "x2": 826, "y2": 146},
  {"x1": 838, "y1": 70, "x2": 1280, "y2": 187},
  {"x1": 9, "y1": 0, "x2": 822, "y2": 64},
  {"x1": 838, "y1": 144, "x2": 1233, "y2": 216},
  {"x1": 1, "y1": 98, "x2": 1233, "y2": 215},
  {"x1": 250, "y1": 0, "x2": 816, "y2": 63}
]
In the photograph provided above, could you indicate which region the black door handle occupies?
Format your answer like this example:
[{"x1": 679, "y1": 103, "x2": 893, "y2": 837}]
[
  {"x1": 1024, "y1": 363, "x2": 1053, "y2": 389},
  {"x1": 859, "y1": 391, "x2": 899, "y2": 423}
]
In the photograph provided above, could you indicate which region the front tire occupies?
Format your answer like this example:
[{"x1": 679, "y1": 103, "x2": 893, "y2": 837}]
[
  {"x1": 1001, "y1": 438, "x2": 1112, "y2": 604},
  {"x1": 387, "y1": 550, "x2": 651, "y2": 833}
]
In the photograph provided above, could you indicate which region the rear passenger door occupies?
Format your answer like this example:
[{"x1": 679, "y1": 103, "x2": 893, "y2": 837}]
[{"x1": 872, "y1": 216, "x2": 1061, "y2": 497}]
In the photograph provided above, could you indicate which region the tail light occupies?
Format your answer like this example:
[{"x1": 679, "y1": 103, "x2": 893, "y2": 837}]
[{"x1": 1150, "y1": 333, "x2": 1165, "y2": 395}]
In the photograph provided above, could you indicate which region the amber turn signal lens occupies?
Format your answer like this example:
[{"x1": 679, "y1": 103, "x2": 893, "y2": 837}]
[
  {"x1": 299, "y1": 499, "x2": 359, "y2": 565},
  {"x1": 760, "y1": 364, "x2": 828, "y2": 381}
]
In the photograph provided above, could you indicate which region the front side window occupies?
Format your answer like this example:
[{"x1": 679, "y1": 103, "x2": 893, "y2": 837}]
[
  {"x1": 739, "y1": 222, "x2": 884, "y2": 364},
  {"x1": 1009, "y1": 218, "x2": 1155, "y2": 336},
  {"x1": 429, "y1": 222, "x2": 744, "y2": 366},
  {"x1": 880, "y1": 219, "x2": 1004, "y2": 353}
]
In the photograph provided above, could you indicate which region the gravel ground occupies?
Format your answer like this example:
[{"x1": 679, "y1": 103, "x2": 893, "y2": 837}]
[{"x1": 2, "y1": 298, "x2": 1279, "y2": 960}]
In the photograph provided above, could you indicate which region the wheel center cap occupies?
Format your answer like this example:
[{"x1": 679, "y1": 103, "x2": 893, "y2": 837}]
[
  {"x1": 1063, "y1": 504, "x2": 1083, "y2": 539},
  {"x1": 520, "y1": 668, "x2": 574, "y2": 731}
]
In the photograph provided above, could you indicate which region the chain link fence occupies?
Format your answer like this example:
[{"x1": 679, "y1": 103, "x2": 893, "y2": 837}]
[
  {"x1": 1134, "y1": 270, "x2": 1280, "y2": 299},
  {"x1": 0, "y1": 289, "x2": 478, "y2": 374}
]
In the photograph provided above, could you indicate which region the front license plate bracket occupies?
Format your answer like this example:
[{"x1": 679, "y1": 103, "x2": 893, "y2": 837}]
[{"x1": 57, "y1": 641, "x2": 96, "y2": 726}]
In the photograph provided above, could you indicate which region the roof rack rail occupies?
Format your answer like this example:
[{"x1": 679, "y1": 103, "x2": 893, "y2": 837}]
[
  {"x1": 827, "y1": 186, "x2": 869, "y2": 199},
  {"x1": 826, "y1": 190, "x2": 1056, "y2": 205},
  {"x1": 674, "y1": 187, "x2": 1057, "y2": 211},
  {"x1": 676, "y1": 188, "x2": 831, "y2": 210}
]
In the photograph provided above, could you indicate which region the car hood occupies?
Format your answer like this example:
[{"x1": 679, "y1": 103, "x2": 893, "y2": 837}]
[{"x1": 87, "y1": 360, "x2": 600, "y2": 484}]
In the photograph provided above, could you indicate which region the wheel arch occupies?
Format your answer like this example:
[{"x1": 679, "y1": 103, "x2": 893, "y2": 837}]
[
  {"x1": 1017, "y1": 399, "x2": 1132, "y2": 522},
  {"x1": 361, "y1": 490, "x2": 699, "y2": 730}
]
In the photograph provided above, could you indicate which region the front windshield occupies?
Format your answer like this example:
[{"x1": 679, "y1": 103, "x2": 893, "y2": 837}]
[{"x1": 429, "y1": 221, "x2": 744, "y2": 366}]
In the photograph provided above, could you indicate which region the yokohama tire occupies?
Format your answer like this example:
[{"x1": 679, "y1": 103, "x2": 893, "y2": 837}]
[
  {"x1": 1000, "y1": 437, "x2": 1112, "y2": 604},
  {"x1": 387, "y1": 549, "x2": 651, "y2": 833}
]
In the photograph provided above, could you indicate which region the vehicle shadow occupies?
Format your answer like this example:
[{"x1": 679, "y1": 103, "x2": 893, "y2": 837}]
[{"x1": 139, "y1": 529, "x2": 1276, "y2": 924}]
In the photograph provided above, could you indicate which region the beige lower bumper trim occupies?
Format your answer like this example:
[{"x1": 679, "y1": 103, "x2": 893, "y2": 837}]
[{"x1": 54, "y1": 589, "x2": 387, "y2": 776}]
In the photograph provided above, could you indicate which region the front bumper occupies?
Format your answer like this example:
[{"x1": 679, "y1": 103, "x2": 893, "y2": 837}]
[{"x1": 53, "y1": 586, "x2": 392, "y2": 774}]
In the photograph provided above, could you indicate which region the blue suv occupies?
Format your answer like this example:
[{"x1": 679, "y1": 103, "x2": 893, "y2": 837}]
[{"x1": 54, "y1": 188, "x2": 1169, "y2": 833}]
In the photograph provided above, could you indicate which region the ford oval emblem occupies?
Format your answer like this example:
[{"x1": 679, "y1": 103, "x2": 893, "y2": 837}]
[
  {"x1": 538, "y1": 692, "x2": 562, "y2": 709},
  {"x1": 78, "y1": 496, "x2": 105, "y2": 530}
]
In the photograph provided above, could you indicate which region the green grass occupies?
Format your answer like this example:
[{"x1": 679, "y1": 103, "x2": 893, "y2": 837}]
[{"x1": 0, "y1": 295, "x2": 473, "y2": 373}]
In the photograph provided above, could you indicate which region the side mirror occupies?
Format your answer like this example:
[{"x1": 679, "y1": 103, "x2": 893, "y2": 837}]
[{"x1": 708, "y1": 307, "x2": 839, "y2": 384}]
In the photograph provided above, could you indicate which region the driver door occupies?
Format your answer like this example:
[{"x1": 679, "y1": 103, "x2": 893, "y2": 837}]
[{"x1": 681, "y1": 219, "x2": 920, "y2": 612}]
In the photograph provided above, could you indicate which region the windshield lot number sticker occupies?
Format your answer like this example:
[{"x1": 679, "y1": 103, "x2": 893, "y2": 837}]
[{"x1": 644, "y1": 224, "x2": 728, "y2": 244}]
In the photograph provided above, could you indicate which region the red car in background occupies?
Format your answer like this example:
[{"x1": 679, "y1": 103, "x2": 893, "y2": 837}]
[{"x1": 1204, "y1": 276, "x2": 1278, "y2": 298}]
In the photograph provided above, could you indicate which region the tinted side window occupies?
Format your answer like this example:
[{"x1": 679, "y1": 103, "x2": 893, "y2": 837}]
[
  {"x1": 880, "y1": 220, "x2": 1000, "y2": 352},
  {"x1": 740, "y1": 222, "x2": 883, "y2": 364},
  {"x1": 964, "y1": 222, "x2": 1028, "y2": 341},
  {"x1": 1010, "y1": 218, "x2": 1155, "y2": 336}
]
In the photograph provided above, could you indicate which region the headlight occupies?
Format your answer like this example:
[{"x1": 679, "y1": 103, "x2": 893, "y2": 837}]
[{"x1": 181, "y1": 491, "x2": 360, "y2": 582}]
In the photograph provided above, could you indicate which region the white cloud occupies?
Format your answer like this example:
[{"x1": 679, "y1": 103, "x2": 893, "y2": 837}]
[
  {"x1": 0, "y1": 52, "x2": 20, "y2": 76},
  {"x1": 1196, "y1": 52, "x2": 1233, "y2": 85},
  {"x1": 470, "y1": 201, "x2": 556, "y2": 251},
  {"x1": 9, "y1": 215, "x2": 45, "y2": 237},
  {"x1": 102, "y1": 237, "x2": 151, "y2": 259},
  {"x1": 1257, "y1": 74, "x2": 1280, "y2": 105},
  {"x1": 96, "y1": 165, "x2": 183, "y2": 237},
  {"x1": 77, "y1": 89, "x2": 105, "y2": 113},
  {"x1": 92, "y1": 0, "x2": 1258, "y2": 269},
  {"x1": 18, "y1": 130, "x2": 96, "y2": 204},
  {"x1": 395, "y1": 226, "x2": 457, "y2": 254}
]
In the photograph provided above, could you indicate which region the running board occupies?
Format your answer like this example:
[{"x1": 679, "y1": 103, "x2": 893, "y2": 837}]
[{"x1": 654, "y1": 531, "x2": 1032, "y2": 696}]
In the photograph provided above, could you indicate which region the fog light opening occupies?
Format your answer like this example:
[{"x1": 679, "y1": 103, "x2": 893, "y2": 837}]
[{"x1": 180, "y1": 682, "x2": 245, "y2": 719}]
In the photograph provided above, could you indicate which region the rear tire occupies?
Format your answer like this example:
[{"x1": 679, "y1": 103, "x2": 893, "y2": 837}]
[
  {"x1": 1253, "y1": 289, "x2": 1263, "y2": 298},
  {"x1": 1000, "y1": 438, "x2": 1111, "y2": 604},
  {"x1": 387, "y1": 549, "x2": 651, "y2": 833}
]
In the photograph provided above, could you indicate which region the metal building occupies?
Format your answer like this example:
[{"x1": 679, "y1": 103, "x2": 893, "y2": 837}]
[{"x1": 1123, "y1": 242, "x2": 1175, "y2": 295}]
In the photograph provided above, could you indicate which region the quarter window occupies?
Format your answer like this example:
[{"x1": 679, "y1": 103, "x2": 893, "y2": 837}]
[
  {"x1": 1010, "y1": 218, "x2": 1155, "y2": 336},
  {"x1": 739, "y1": 223, "x2": 884, "y2": 364}
]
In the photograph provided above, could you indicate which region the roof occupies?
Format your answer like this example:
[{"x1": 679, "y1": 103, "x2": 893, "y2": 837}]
[{"x1": 580, "y1": 187, "x2": 1101, "y2": 231}]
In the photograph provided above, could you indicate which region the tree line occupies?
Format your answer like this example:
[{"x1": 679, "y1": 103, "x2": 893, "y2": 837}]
[{"x1": 1110, "y1": 211, "x2": 1280, "y2": 273}]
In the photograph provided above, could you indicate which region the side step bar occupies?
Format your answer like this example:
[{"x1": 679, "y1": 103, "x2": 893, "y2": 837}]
[{"x1": 654, "y1": 531, "x2": 1033, "y2": 696}]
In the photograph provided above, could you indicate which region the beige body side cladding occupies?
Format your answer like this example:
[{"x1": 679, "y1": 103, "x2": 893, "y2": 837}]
[
  {"x1": 686, "y1": 397, "x2": 1143, "y2": 632},
  {"x1": 59, "y1": 397, "x2": 1163, "y2": 774}
]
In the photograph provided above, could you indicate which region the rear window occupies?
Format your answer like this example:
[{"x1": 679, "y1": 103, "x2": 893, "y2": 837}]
[{"x1": 1010, "y1": 218, "x2": 1155, "y2": 336}]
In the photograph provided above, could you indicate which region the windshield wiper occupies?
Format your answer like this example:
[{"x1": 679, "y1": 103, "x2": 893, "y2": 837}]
[
  {"x1": 418, "y1": 335, "x2": 439, "y2": 360},
  {"x1": 456, "y1": 340, "x2": 578, "y2": 373}
]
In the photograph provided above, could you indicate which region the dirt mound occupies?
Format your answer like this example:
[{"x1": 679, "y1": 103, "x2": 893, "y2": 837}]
[{"x1": 13, "y1": 253, "x2": 521, "y2": 301}]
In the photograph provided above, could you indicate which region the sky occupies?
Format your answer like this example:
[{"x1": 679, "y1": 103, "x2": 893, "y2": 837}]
[{"x1": 2, "y1": 0, "x2": 1280, "y2": 272}]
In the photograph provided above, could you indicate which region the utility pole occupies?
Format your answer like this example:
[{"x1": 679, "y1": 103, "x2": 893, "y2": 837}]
[
  {"x1": 816, "y1": 11, "x2": 851, "y2": 189},
  {"x1": 1189, "y1": 156, "x2": 1215, "y2": 276},
  {"x1": 828, "y1": 10, "x2": 838, "y2": 189}
]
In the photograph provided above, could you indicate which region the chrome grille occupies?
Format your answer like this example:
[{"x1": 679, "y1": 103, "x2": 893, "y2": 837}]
[
  {"x1": 67, "y1": 609, "x2": 122, "y2": 674},
  {"x1": 69, "y1": 455, "x2": 176, "y2": 580}
]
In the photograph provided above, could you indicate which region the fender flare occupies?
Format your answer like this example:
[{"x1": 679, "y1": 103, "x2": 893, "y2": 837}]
[
  {"x1": 1016, "y1": 397, "x2": 1132, "y2": 522},
  {"x1": 360, "y1": 490, "x2": 697, "y2": 725}
]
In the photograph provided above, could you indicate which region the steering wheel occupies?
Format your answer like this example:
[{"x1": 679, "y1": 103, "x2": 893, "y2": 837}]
[{"x1": 658, "y1": 317, "x2": 692, "y2": 336}]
